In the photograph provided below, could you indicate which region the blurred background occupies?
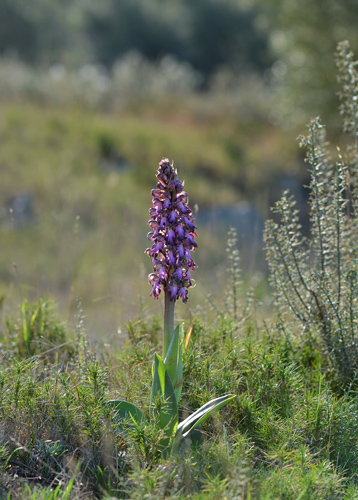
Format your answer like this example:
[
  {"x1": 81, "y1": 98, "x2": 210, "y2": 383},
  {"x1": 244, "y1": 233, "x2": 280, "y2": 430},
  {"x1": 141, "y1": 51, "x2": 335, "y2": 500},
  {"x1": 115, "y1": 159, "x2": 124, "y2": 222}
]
[{"x1": 0, "y1": 0, "x2": 357, "y2": 339}]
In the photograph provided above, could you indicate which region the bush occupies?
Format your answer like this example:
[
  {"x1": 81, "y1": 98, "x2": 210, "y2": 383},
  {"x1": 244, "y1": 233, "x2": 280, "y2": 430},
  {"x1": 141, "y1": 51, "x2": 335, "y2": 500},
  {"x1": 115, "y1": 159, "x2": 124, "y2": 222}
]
[{"x1": 264, "y1": 41, "x2": 358, "y2": 389}]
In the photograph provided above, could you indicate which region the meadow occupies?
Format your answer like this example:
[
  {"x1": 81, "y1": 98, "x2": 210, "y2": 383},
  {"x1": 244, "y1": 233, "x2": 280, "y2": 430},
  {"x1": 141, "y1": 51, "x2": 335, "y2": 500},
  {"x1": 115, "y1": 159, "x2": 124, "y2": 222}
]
[
  {"x1": 0, "y1": 80, "x2": 295, "y2": 337},
  {"x1": 1, "y1": 42, "x2": 358, "y2": 499}
]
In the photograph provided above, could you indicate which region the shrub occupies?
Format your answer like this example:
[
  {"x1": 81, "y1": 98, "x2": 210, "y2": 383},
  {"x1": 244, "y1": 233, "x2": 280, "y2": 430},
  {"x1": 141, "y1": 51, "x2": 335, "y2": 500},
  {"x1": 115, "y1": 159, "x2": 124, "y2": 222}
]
[{"x1": 264, "y1": 41, "x2": 358, "y2": 389}]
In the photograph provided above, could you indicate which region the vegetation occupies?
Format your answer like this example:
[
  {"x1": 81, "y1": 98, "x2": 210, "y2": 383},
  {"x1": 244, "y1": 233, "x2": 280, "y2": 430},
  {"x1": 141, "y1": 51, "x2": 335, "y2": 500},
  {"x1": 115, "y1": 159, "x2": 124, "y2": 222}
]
[
  {"x1": 258, "y1": 0, "x2": 358, "y2": 126},
  {"x1": 1, "y1": 0, "x2": 358, "y2": 496},
  {"x1": 1, "y1": 265, "x2": 358, "y2": 498},
  {"x1": 1, "y1": 0, "x2": 357, "y2": 127},
  {"x1": 0, "y1": 0, "x2": 271, "y2": 77},
  {"x1": 2, "y1": 42, "x2": 358, "y2": 495},
  {"x1": 265, "y1": 41, "x2": 358, "y2": 390}
]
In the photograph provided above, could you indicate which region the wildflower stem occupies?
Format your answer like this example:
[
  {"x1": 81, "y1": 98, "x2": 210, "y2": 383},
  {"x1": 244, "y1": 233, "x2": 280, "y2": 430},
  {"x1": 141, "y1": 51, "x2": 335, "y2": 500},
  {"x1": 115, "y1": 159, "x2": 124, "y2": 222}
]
[{"x1": 164, "y1": 290, "x2": 175, "y2": 357}]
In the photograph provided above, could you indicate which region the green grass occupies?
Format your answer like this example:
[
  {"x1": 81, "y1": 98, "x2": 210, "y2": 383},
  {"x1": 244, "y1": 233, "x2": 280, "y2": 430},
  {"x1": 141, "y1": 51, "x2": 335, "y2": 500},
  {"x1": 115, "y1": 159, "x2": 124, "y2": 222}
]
[{"x1": 0, "y1": 297, "x2": 358, "y2": 499}]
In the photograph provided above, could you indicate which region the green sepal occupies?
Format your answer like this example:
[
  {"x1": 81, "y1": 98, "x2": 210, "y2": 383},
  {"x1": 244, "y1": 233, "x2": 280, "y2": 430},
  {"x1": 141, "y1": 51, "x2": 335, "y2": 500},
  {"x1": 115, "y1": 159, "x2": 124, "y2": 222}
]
[
  {"x1": 104, "y1": 400, "x2": 147, "y2": 433},
  {"x1": 175, "y1": 394, "x2": 236, "y2": 440},
  {"x1": 150, "y1": 353, "x2": 178, "y2": 437},
  {"x1": 164, "y1": 324, "x2": 183, "y2": 404}
]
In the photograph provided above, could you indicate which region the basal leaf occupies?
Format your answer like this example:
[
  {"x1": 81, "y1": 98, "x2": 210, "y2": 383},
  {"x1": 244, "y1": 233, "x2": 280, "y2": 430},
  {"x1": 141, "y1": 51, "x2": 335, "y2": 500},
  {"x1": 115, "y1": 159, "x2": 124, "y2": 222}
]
[
  {"x1": 104, "y1": 400, "x2": 147, "y2": 433},
  {"x1": 150, "y1": 353, "x2": 166, "y2": 409},
  {"x1": 176, "y1": 394, "x2": 235, "y2": 439},
  {"x1": 164, "y1": 325, "x2": 179, "y2": 382},
  {"x1": 151, "y1": 353, "x2": 178, "y2": 437}
]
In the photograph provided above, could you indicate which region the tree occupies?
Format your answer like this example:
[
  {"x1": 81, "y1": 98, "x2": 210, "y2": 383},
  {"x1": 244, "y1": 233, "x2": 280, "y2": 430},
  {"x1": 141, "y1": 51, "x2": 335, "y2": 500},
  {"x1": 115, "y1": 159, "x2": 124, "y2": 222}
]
[
  {"x1": 86, "y1": 0, "x2": 272, "y2": 81},
  {"x1": 0, "y1": 0, "x2": 92, "y2": 65}
]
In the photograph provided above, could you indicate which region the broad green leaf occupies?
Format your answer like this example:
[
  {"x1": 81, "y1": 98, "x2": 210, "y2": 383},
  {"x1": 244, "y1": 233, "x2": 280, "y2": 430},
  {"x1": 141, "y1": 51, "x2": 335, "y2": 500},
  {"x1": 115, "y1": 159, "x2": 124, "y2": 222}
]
[
  {"x1": 104, "y1": 400, "x2": 147, "y2": 431},
  {"x1": 176, "y1": 394, "x2": 236, "y2": 439},
  {"x1": 150, "y1": 353, "x2": 166, "y2": 408},
  {"x1": 151, "y1": 353, "x2": 178, "y2": 437},
  {"x1": 164, "y1": 324, "x2": 179, "y2": 382},
  {"x1": 164, "y1": 325, "x2": 183, "y2": 404}
]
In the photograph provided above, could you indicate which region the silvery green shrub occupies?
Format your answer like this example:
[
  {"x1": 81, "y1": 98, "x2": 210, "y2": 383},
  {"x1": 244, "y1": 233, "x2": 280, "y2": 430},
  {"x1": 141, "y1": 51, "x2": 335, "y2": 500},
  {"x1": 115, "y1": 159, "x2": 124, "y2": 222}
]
[{"x1": 265, "y1": 41, "x2": 358, "y2": 388}]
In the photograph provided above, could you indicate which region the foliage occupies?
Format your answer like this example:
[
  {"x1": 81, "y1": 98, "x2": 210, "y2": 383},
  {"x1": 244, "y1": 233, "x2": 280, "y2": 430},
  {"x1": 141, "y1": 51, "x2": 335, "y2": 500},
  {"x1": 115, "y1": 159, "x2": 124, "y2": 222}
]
[
  {"x1": 0, "y1": 0, "x2": 90, "y2": 66},
  {"x1": 79, "y1": 0, "x2": 271, "y2": 81},
  {"x1": 3, "y1": 298, "x2": 68, "y2": 359},
  {"x1": 0, "y1": 0, "x2": 272, "y2": 82},
  {"x1": 1, "y1": 299, "x2": 358, "y2": 498},
  {"x1": 259, "y1": 0, "x2": 358, "y2": 126},
  {"x1": 225, "y1": 226, "x2": 242, "y2": 324},
  {"x1": 264, "y1": 41, "x2": 358, "y2": 388},
  {"x1": 2, "y1": 0, "x2": 358, "y2": 130},
  {"x1": 106, "y1": 324, "x2": 234, "y2": 458}
]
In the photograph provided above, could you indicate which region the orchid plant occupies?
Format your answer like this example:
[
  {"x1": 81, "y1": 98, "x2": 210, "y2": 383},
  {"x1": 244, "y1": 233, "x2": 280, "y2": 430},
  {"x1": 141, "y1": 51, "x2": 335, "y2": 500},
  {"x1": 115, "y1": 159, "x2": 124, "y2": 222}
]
[{"x1": 106, "y1": 158, "x2": 235, "y2": 456}]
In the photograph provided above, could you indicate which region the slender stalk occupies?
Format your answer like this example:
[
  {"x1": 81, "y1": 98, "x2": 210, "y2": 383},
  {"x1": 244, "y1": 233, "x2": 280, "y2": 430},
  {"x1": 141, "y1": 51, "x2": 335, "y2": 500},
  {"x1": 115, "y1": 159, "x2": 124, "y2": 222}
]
[{"x1": 164, "y1": 290, "x2": 175, "y2": 358}]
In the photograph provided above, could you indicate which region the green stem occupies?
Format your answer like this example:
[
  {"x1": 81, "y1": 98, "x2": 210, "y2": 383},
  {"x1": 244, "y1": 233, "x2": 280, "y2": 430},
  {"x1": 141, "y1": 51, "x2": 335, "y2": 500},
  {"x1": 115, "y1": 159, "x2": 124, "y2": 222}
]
[{"x1": 164, "y1": 290, "x2": 175, "y2": 358}]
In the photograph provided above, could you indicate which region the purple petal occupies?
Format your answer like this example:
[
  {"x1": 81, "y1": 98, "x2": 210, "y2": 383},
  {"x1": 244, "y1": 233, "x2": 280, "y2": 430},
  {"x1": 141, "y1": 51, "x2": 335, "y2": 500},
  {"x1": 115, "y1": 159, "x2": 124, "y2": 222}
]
[
  {"x1": 183, "y1": 217, "x2": 196, "y2": 230},
  {"x1": 163, "y1": 198, "x2": 171, "y2": 209},
  {"x1": 185, "y1": 232, "x2": 197, "y2": 247},
  {"x1": 169, "y1": 210, "x2": 178, "y2": 223},
  {"x1": 152, "y1": 256, "x2": 161, "y2": 268},
  {"x1": 173, "y1": 267, "x2": 183, "y2": 280},
  {"x1": 159, "y1": 216, "x2": 168, "y2": 230},
  {"x1": 151, "y1": 188, "x2": 162, "y2": 199},
  {"x1": 176, "y1": 225, "x2": 185, "y2": 239},
  {"x1": 177, "y1": 243, "x2": 185, "y2": 259},
  {"x1": 151, "y1": 282, "x2": 161, "y2": 299},
  {"x1": 185, "y1": 270, "x2": 192, "y2": 285},
  {"x1": 168, "y1": 282, "x2": 178, "y2": 301},
  {"x1": 177, "y1": 202, "x2": 188, "y2": 213},
  {"x1": 158, "y1": 266, "x2": 168, "y2": 282},
  {"x1": 147, "y1": 221, "x2": 159, "y2": 232},
  {"x1": 166, "y1": 228, "x2": 175, "y2": 245},
  {"x1": 153, "y1": 240, "x2": 164, "y2": 252},
  {"x1": 166, "y1": 250, "x2": 175, "y2": 266},
  {"x1": 178, "y1": 287, "x2": 188, "y2": 303}
]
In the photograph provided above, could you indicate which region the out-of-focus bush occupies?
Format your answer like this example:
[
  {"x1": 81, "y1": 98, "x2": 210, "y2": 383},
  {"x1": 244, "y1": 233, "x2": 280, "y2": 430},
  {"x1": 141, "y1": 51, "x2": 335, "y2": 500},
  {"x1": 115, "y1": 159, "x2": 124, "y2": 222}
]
[
  {"x1": 0, "y1": 53, "x2": 201, "y2": 109},
  {"x1": 111, "y1": 52, "x2": 202, "y2": 101},
  {"x1": 0, "y1": 53, "x2": 273, "y2": 120}
]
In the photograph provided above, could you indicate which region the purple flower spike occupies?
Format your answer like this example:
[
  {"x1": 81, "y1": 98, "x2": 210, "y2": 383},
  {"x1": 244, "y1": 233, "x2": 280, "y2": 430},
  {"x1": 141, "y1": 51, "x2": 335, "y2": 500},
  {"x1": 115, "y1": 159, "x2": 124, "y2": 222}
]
[{"x1": 146, "y1": 158, "x2": 197, "y2": 302}]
